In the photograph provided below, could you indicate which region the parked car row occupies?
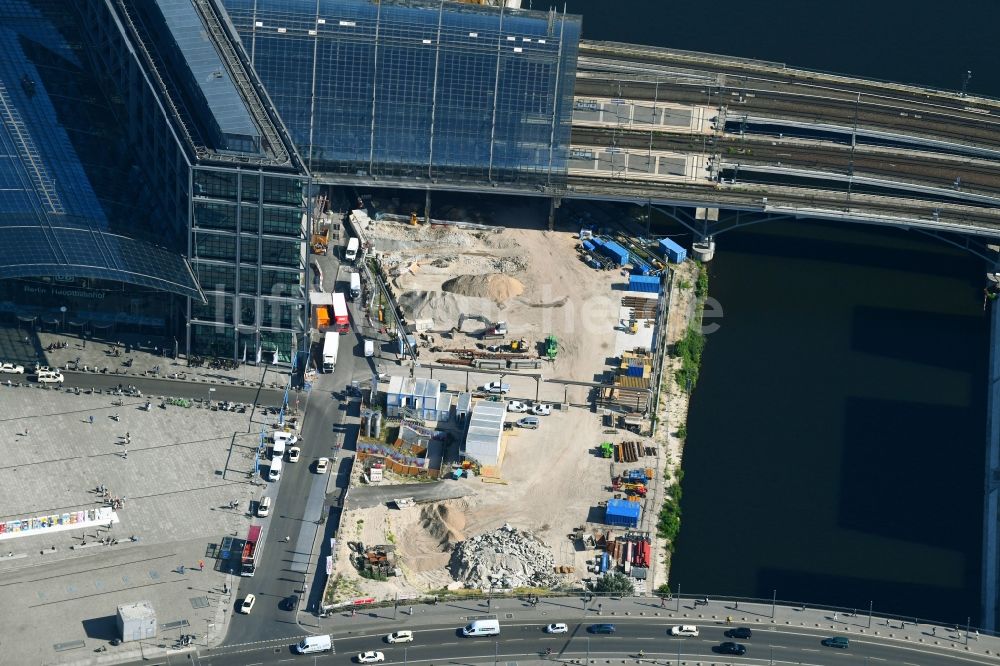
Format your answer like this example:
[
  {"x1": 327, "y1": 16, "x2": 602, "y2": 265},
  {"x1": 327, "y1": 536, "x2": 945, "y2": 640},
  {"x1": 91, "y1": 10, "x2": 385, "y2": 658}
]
[{"x1": 505, "y1": 400, "x2": 551, "y2": 416}]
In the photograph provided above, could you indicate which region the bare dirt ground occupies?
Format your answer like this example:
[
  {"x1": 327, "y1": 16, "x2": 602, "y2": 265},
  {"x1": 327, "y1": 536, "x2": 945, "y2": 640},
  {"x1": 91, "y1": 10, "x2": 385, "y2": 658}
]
[
  {"x1": 364, "y1": 204, "x2": 624, "y2": 385},
  {"x1": 329, "y1": 205, "x2": 699, "y2": 603},
  {"x1": 331, "y1": 404, "x2": 659, "y2": 601},
  {"x1": 649, "y1": 261, "x2": 700, "y2": 590}
]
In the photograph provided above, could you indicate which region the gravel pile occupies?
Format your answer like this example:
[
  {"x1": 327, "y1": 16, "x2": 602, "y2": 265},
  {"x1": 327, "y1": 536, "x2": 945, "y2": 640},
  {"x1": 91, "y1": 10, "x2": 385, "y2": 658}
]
[{"x1": 448, "y1": 524, "x2": 558, "y2": 590}]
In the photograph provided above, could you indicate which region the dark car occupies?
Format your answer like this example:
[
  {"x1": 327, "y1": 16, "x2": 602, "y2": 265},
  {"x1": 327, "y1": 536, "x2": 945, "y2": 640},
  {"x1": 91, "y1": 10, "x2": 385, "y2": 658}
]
[
  {"x1": 821, "y1": 636, "x2": 850, "y2": 649},
  {"x1": 717, "y1": 642, "x2": 746, "y2": 655},
  {"x1": 587, "y1": 624, "x2": 616, "y2": 634},
  {"x1": 280, "y1": 594, "x2": 299, "y2": 611},
  {"x1": 725, "y1": 627, "x2": 752, "y2": 639}
]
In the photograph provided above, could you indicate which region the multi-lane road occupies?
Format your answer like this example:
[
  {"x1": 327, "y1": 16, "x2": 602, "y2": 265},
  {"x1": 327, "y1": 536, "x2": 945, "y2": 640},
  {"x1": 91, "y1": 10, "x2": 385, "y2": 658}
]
[
  {"x1": 223, "y1": 259, "x2": 376, "y2": 644},
  {"x1": 125, "y1": 611, "x2": 996, "y2": 666}
]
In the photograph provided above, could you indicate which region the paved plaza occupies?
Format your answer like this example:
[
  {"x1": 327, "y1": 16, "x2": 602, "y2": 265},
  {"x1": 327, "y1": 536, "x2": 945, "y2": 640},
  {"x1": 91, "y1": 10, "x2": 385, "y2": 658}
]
[{"x1": 0, "y1": 383, "x2": 275, "y2": 664}]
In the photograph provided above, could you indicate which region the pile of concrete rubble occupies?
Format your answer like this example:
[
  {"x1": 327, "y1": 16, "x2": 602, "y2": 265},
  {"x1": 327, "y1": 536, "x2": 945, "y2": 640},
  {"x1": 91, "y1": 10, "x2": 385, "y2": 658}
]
[{"x1": 448, "y1": 523, "x2": 558, "y2": 590}]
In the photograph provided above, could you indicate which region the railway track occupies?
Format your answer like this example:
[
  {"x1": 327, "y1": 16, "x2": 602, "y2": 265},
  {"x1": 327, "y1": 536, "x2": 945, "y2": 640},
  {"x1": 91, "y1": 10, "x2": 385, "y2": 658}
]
[{"x1": 570, "y1": 127, "x2": 1000, "y2": 204}]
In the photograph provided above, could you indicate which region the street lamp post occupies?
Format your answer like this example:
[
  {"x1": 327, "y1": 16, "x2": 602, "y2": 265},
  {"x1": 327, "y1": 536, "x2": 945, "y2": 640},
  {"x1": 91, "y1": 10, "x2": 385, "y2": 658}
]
[{"x1": 868, "y1": 600, "x2": 873, "y2": 629}]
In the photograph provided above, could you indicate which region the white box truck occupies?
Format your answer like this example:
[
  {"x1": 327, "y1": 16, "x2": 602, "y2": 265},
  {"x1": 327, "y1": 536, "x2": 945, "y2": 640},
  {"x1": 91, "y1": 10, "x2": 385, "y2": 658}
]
[
  {"x1": 345, "y1": 237, "x2": 359, "y2": 263},
  {"x1": 322, "y1": 331, "x2": 340, "y2": 373},
  {"x1": 349, "y1": 271, "x2": 361, "y2": 299}
]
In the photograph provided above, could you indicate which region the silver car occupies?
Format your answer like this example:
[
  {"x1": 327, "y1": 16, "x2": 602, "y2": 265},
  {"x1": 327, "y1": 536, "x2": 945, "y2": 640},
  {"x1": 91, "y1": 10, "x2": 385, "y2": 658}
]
[{"x1": 517, "y1": 416, "x2": 540, "y2": 429}]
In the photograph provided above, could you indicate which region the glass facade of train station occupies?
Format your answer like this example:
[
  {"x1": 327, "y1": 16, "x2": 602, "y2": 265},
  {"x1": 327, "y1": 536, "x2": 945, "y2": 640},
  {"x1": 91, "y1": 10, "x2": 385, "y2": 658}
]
[{"x1": 223, "y1": 0, "x2": 581, "y2": 188}]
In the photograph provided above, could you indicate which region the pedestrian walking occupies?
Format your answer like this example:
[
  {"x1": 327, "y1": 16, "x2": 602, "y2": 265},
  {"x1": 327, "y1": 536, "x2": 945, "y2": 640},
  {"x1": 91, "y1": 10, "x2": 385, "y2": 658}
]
[
  {"x1": 24, "y1": 427, "x2": 28, "y2": 436},
  {"x1": 932, "y1": 627, "x2": 936, "y2": 636},
  {"x1": 199, "y1": 559, "x2": 204, "y2": 571},
  {"x1": 122, "y1": 449, "x2": 128, "y2": 460},
  {"x1": 284, "y1": 535, "x2": 290, "y2": 542},
  {"x1": 833, "y1": 612, "x2": 838, "y2": 621},
  {"x1": 89, "y1": 415, "x2": 94, "y2": 424},
  {"x1": 179, "y1": 564, "x2": 185, "y2": 574}
]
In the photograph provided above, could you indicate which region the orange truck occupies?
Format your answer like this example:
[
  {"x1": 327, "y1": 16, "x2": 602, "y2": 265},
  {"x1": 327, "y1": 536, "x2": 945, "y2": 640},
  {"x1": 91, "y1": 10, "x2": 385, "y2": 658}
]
[{"x1": 315, "y1": 305, "x2": 331, "y2": 330}]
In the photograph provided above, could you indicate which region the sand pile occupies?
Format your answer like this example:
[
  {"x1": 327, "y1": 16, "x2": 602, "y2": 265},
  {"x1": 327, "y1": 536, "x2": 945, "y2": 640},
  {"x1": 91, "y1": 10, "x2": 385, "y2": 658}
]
[
  {"x1": 441, "y1": 274, "x2": 524, "y2": 303},
  {"x1": 398, "y1": 290, "x2": 491, "y2": 325},
  {"x1": 420, "y1": 503, "x2": 467, "y2": 546}
]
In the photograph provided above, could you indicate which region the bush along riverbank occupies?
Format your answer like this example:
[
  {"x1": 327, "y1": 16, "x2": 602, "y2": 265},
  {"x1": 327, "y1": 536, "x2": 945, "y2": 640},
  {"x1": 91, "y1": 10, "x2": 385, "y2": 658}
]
[{"x1": 651, "y1": 260, "x2": 708, "y2": 589}]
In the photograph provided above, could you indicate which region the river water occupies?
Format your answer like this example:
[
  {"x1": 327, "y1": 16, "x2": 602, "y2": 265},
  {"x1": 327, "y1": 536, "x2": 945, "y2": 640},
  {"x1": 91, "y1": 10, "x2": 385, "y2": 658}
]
[{"x1": 564, "y1": 0, "x2": 994, "y2": 623}]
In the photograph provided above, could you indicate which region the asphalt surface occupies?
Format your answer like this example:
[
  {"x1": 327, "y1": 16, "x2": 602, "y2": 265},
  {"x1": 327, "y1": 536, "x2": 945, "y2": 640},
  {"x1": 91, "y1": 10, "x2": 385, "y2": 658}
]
[
  {"x1": 346, "y1": 480, "x2": 470, "y2": 510},
  {"x1": 223, "y1": 339, "x2": 367, "y2": 644},
  {"x1": 224, "y1": 257, "x2": 377, "y2": 645},
  {"x1": 124, "y1": 612, "x2": 996, "y2": 666}
]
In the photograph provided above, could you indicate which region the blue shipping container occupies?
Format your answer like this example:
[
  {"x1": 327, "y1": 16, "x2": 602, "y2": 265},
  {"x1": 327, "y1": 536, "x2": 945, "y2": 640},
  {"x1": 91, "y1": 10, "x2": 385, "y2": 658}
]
[
  {"x1": 658, "y1": 237, "x2": 688, "y2": 263},
  {"x1": 605, "y1": 499, "x2": 641, "y2": 527},
  {"x1": 626, "y1": 364, "x2": 644, "y2": 378},
  {"x1": 601, "y1": 240, "x2": 630, "y2": 266},
  {"x1": 628, "y1": 274, "x2": 659, "y2": 293},
  {"x1": 582, "y1": 240, "x2": 595, "y2": 252}
]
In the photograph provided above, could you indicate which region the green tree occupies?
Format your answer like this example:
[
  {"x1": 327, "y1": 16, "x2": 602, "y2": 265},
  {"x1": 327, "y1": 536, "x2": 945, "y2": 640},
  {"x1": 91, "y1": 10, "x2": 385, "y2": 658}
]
[{"x1": 593, "y1": 572, "x2": 635, "y2": 597}]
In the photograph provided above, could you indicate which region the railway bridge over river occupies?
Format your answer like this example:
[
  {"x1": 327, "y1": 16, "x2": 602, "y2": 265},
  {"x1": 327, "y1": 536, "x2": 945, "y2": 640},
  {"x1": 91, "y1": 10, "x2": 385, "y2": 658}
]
[{"x1": 562, "y1": 40, "x2": 1000, "y2": 247}]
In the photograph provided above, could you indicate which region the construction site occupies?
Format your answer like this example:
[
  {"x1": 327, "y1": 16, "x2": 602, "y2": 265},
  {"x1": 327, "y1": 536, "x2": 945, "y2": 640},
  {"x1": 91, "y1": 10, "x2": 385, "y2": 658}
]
[{"x1": 323, "y1": 194, "x2": 703, "y2": 609}]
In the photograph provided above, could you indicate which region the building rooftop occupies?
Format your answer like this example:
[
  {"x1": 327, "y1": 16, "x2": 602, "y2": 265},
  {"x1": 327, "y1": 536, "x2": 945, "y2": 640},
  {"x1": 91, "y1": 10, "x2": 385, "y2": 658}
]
[
  {"x1": 0, "y1": 2, "x2": 202, "y2": 299},
  {"x1": 155, "y1": 0, "x2": 260, "y2": 151},
  {"x1": 465, "y1": 399, "x2": 505, "y2": 462},
  {"x1": 117, "y1": 600, "x2": 156, "y2": 621}
]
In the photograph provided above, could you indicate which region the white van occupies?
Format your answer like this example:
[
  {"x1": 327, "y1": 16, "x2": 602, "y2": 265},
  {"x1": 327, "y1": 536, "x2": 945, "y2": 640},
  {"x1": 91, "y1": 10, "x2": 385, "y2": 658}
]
[
  {"x1": 271, "y1": 430, "x2": 296, "y2": 458},
  {"x1": 268, "y1": 457, "x2": 283, "y2": 481},
  {"x1": 345, "y1": 237, "x2": 359, "y2": 263},
  {"x1": 349, "y1": 271, "x2": 361, "y2": 299},
  {"x1": 462, "y1": 618, "x2": 500, "y2": 637},
  {"x1": 257, "y1": 495, "x2": 271, "y2": 517},
  {"x1": 36, "y1": 369, "x2": 64, "y2": 384},
  {"x1": 295, "y1": 634, "x2": 332, "y2": 654}
]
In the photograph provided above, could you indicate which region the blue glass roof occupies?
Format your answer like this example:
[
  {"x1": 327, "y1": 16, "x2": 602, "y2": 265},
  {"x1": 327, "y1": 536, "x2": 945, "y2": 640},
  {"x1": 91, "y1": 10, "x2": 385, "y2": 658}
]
[
  {"x1": 0, "y1": 2, "x2": 204, "y2": 300},
  {"x1": 153, "y1": 0, "x2": 261, "y2": 152},
  {"x1": 222, "y1": 0, "x2": 581, "y2": 185}
]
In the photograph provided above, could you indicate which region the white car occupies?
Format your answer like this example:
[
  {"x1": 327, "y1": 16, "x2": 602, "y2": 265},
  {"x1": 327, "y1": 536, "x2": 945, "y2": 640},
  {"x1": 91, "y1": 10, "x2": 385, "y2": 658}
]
[
  {"x1": 386, "y1": 630, "x2": 414, "y2": 644},
  {"x1": 507, "y1": 401, "x2": 528, "y2": 413},
  {"x1": 670, "y1": 625, "x2": 699, "y2": 637},
  {"x1": 545, "y1": 623, "x2": 568, "y2": 634},
  {"x1": 287, "y1": 446, "x2": 301, "y2": 462},
  {"x1": 315, "y1": 457, "x2": 330, "y2": 474},
  {"x1": 480, "y1": 381, "x2": 510, "y2": 395},
  {"x1": 356, "y1": 651, "x2": 385, "y2": 664},
  {"x1": 239, "y1": 594, "x2": 256, "y2": 614},
  {"x1": 531, "y1": 403, "x2": 551, "y2": 416},
  {"x1": 0, "y1": 362, "x2": 24, "y2": 374}
]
